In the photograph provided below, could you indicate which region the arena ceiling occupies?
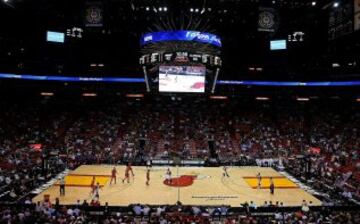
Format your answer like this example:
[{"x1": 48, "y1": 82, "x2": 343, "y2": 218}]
[{"x1": 0, "y1": 0, "x2": 359, "y2": 81}]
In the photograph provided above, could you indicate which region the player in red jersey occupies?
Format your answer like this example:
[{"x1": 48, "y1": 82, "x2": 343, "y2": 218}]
[
  {"x1": 146, "y1": 168, "x2": 150, "y2": 186},
  {"x1": 110, "y1": 167, "x2": 117, "y2": 185},
  {"x1": 122, "y1": 163, "x2": 135, "y2": 183}
]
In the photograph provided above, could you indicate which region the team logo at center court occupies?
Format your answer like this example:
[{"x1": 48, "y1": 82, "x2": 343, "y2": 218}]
[{"x1": 163, "y1": 173, "x2": 211, "y2": 187}]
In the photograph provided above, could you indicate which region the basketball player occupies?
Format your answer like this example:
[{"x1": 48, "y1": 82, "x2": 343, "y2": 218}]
[
  {"x1": 93, "y1": 182, "x2": 100, "y2": 199},
  {"x1": 110, "y1": 167, "x2": 117, "y2": 185},
  {"x1": 257, "y1": 172, "x2": 262, "y2": 189},
  {"x1": 59, "y1": 177, "x2": 66, "y2": 196},
  {"x1": 122, "y1": 163, "x2": 135, "y2": 183},
  {"x1": 269, "y1": 177, "x2": 275, "y2": 195},
  {"x1": 146, "y1": 168, "x2": 150, "y2": 186},
  {"x1": 90, "y1": 176, "x2": 96, "y2": 195},
  {"x1": 223, "y1": 166, "x2": 230, "y2": 178},
  {"x1": 165, "y1": 168, "x2": 172, "y2": 184}
]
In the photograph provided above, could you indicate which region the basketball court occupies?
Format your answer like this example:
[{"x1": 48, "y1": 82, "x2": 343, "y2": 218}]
[{"x1": 33, "y1": 165, "x2": 322, "y2": 207}]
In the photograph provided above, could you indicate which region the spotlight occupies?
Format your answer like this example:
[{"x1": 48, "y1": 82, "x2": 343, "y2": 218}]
[
  {"x1": 333, "y1": 2, "x2": 339, "y2": 8},
  {"x1": 163, "y1": 7, "x2": 167, "y2": 11},
  {"x1": 145, "y1": 7, "x2": 150, "y2": 11},
  {"x1": 190, "y1": 8, "x2": 194, "y2": 12},
  {"x1": 195, "y1": 8, "x2": 199, "y2": 12},
  {"x1": 40, "y1": 92, "x2": 54, "y2": 96},
  {"x1": 256, "y1": 97, "x2": 270, "y2": 101},
  {"x1": 3, "y1": 0, "x2": 9, "y2": 2},
  {"x1": 311, "y1": 1, "x2": 316, "y2": 6},
  {"x1": 126, "y1": 94, "x2": 144, "y2": 98},
  {"x1": 210, "y1": 96, "x2": 228, "y2": 100},
  {"x1": 82, "y1": 93, "x2": 97, "y2": 97},
  {"x1": 332, "y1": 63, "x2": 340, "y2": 68},
  {"x1": 296, "y1": 97, "x2": 310, "y2": 102},
  {"x1": 159, "y1": 7, "x2": 163, "y2": 11}
]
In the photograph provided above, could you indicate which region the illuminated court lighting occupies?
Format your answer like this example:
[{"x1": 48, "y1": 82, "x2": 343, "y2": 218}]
[
  {"x1": 40, "y1": 92, "x2": 54, "y2": 96},
  {"x1": 210, "y1": 96, "x2": 228, "y2": 100},
  {"x1": 126, "y1": 94, "x2": 144, "y2": 98},
  {"x1": 82, "y1": 93, "x2": 97, "y2": 97},
  {"x1": 297, "y1": 97, "x2": 310, "y2": 101},
  {"x1": 256, "y1": 97, "x2": 270, "y2": 101}
]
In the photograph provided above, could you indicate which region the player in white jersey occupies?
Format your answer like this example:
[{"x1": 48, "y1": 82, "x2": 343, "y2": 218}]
[
  {"x1": 257, "y1": 172, "x2": 262, "y2": 189},
  {"x1": 93, "y1": 182, "x2": 100, "y2": 198},
  {"x1": 165, "y1": 168, "x2": 172, "y2": 184},
  {"x1": 223, "y1": 166, "x2": 230, "y2": 177}
]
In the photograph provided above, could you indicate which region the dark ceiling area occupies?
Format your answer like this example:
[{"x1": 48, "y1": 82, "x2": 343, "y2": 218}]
[{"x1": 0, "y1": 0, "x2": 359, "y2": 81}]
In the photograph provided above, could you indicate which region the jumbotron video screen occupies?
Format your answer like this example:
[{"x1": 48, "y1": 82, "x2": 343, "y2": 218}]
[{"x1": 159, "y1": 66, "x2": 206, "y2": 93}]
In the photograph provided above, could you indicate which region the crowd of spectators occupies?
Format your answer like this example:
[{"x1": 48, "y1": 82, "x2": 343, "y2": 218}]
[
  {"x1": 1, "y1": 202, "x2": 359, "y2": 224},
  {"x1": 0, "y1": 96, "x2": 359, "y2": 207}
]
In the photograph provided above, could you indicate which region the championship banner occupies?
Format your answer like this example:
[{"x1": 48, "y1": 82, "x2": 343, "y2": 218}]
[
  {"x1": 355, "y1": 13, "x2": 360, "y2": 30},
  {"x1": 328, "y1": 0, "x2": 353, "y2": 40},
  {"x1": 84, "y1": 1, "x2": 103, "y2": 27},
  {"x1": 355, "y1": 0, "x2": 360, "y2": 31},
  {"x1": 258, "y1": 7, "x2": 279, "y2": 32},
  {"x1": 355, "y1": 0, "x2": 360, "y2": 13}
]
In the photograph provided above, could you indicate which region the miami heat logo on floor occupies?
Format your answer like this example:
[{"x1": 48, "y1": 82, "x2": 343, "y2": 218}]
[
  {"x1": 163, "y1": 174, "x2": 211, "y2": 187},
  {"x1": 164, "y1": 175, "x2": 196, "y2": 187}
]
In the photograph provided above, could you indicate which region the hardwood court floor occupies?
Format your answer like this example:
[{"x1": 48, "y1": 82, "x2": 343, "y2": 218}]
[{"x1": 33, "y1": 165, "x2": 322, "y2": 207}]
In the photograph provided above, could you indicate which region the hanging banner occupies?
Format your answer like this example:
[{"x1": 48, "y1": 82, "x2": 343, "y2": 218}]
[
  {"x1": 328, "y1": 0, "x2": 353, "y2": 40},
  {"x1": 355, "y1": 13, "x2": 360, "y2": 31},
  {"x1": 84, "y1": 1, "x2": 103, "y2": 27},
  {"x1": 355, "y1": 0, "x2": 360, "y2": 12},
  {"x1": 355, "y1": 0, "x2": 360, "y2": 31},
  {"x1": 258, "y1": 7, "x2": 279, "y2": 33}
]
